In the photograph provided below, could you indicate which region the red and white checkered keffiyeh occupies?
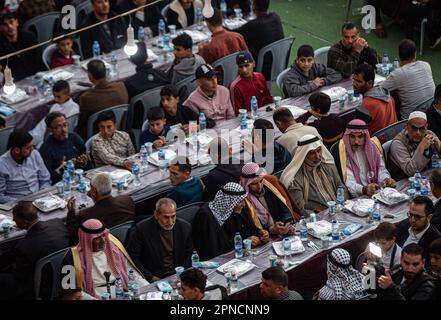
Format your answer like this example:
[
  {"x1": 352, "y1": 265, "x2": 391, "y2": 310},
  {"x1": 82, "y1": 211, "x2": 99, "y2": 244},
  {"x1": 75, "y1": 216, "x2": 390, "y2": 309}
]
[{"x1": 77, "y1": 219, "x2": 129, "y2": 297}]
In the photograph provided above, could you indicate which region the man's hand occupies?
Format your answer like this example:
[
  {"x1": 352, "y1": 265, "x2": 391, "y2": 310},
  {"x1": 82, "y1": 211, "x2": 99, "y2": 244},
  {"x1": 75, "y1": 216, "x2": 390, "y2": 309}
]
[
  {"x1": 249, "y1": 236, "x2": 261, "y2": 248},
  {"x1": 378, "y1": 270, "x2": 393, "y2": 289},
  {"x1": 259, "y1": 229, "x2": 270, "y2": 243},
  {"x1": 153, "y1": 136, "x2": 166, "y2": 149},
  {"x1": 363, "y1": 183, "x2": 379, "y2": 196},
  {"x1": 271, "y1": 221, "x2": 291, "y2": 236},
  {"x1": 242, "y1": 139, "x2": 255, "y2": 154},
  {"x1": 383, "y1": 178, "x2": 396, "y2": 188},
  {"x1": 417, "y1": 134, "x2": 434, "y2": 153},
  {"x1": 123, "y1": 159, "x2": 134, "y2": 171},
  {"x1": 312, "y1": 77, "x2": 325, "y2": 88},
  {"x1": 75, "y1": 154, "x2": 89, "y2": 165},
  {"x1": 67, "y1": 196, "x2": 76, "y2": 214},
  {"x1": 353, "y1": 37, "x2": 367, "y2": 53}
]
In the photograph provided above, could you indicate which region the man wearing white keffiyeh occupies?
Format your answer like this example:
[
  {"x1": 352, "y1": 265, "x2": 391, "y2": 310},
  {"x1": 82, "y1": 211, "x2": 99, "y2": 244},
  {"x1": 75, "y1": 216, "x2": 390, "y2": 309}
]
[
  {"x1": 193, "y1": 182, "x2": 269, "y2": 260},
  {"x1": 317, "y1": 248, "x2": 368, "y2": 300}
]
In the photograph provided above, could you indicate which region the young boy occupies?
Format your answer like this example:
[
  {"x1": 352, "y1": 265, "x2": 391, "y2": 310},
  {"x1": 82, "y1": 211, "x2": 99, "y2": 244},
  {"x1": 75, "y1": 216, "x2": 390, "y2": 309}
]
[
  {"x1": 50, "y1": 34, "x2": 77, "y2": 69},
  {"x1": 282, "y1": 44, "x2": 342, "y2": 98},
  {"x1": 139, "y1": 106, "x2": 170, "y2": 149},
  {"x1": 428, "y1": 239, "x2": 441, "y2": 299},
  {"x1": 296, "y1": 92, "x2": 345, "y2": 149},
  {"x1": 30, "y1": 80, "x2": 79, "y2": 148},
  {"x1": 365, "y1": 222, "x2": 402, "y2": 270}
]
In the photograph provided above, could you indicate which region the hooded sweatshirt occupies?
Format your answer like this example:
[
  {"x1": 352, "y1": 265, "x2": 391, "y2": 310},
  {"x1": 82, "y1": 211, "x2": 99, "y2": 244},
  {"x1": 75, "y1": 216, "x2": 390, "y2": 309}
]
[
  {"x1": 167, "y1": 54, "x2": 206, "y2": 84},
  {"x1": 361, "y1": 86, "x2": 398, "y2": 136}
]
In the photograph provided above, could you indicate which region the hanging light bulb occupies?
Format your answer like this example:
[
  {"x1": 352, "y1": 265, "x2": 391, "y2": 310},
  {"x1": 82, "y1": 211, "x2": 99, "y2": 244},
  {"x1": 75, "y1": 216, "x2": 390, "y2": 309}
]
[
  {"x1": 123, "y1": 24, "x2": 138, "y2": 56},
  {"x1": 202, "y1": 0, "x2": 214, "y2": 18},
  {"x1": 3, "y1": 65, "x2": 16, "y2": 95}
]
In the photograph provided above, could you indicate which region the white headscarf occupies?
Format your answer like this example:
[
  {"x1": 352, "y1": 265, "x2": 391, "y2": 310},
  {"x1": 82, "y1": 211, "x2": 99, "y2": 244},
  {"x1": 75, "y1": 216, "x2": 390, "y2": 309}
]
[{"x1": 209, "y1": 182, "x2": 248, "y2": 226}]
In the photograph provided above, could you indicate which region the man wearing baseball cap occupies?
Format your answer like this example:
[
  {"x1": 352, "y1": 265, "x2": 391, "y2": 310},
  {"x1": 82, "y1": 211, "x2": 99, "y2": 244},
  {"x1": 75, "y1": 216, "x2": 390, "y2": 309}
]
[
  {"x1": 183, "y1": 63, "x2": 235, "y2": 121},
  {"x1": 229, "y1": 51, "x2": 273, "y2": 114},
  {"x1": 388, "y1": 111, "x2": 441, "y2": 180}
]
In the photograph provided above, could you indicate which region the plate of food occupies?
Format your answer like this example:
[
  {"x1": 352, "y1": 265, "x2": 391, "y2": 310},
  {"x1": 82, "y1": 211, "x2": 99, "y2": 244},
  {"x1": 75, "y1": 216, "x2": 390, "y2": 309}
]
[
  {"x1": 272, "y1": 236, "x2": 305, "y2": 256},
  {"x1": 32, "y1": 195, "x2": 67, "y2": 213},
  {"x1": 344, "y1": 199, "x2": 375, "y2": 217},
  {"x1": 372, "y1": 188, "x2": 409, "y2": 206},
  {"x1": 217, "y1": 259, "x2": 255, "y2": 277},
  {"x1": 306, "y1": 220, "x2": 333, "y2": 238},
  {"x1": 321, "y1": 86, "x2": 347, "y2": 102},
  {"x1": 148, "y1": 149, "x2": 177, "y2": 166},
  {"x1": 109, "y1": 169, "x2": 133, "y2": 185},
  {"x1": 0, "y1": 88, "x2": 29, "y2": 105},
  {"x1": 43, "y1": 69, "x2": 74, "y2": 82}
]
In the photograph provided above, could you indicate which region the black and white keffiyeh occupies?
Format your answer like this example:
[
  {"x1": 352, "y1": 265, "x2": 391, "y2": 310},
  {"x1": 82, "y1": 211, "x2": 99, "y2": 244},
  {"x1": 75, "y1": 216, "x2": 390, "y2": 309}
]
[
  {"x1": 319, "y1": 248, "x2": 367, "y2": 300},
  {"x1": 209, "y1": 182, "x2": 248, "y2": 226}
]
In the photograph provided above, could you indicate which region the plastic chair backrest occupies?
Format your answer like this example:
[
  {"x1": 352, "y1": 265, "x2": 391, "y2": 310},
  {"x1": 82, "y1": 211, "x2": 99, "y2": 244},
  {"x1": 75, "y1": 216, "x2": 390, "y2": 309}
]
[
  {"x1": 256, "y1": 37, "x2": 295, "y2": 85},
  {"x1": 66, "y1": 113, "x2": 80, "y2": 133},
  {"x1": 110, "y1": 221, "x2": 135, "y2": 245},
  {"x1": 414, "y1": 97, "x2": 434, "y2": 113},
  {"x1": 373, "y1": 119, "x2": 407, "y2": 144},
  {"x1": 176, "y1": 201, "x2": 203, "y2": 225},
  {"x1": 34, "y1": 247, "x2": 70, "y2": 300},
  {"x1": 75, "y1": 0, "x2": 93, "y2": 26},
  {"x1": 42, "y1": 43, "x2": 57, "y2": 70},
  {"x1": 314, "y1": 46, "x2": 331, "y2": 66},
  {"x1": 141, "y1": 119, "x2": 149, "y2": 132},
  {"x1": 85, "y1": 136, "x2": 94, "y2": 153},
  {"x1": 86, "y1": 104, "x2": 129, "y2": 139},
  {"x1": 211, "y1": 52, "x2": 239, "y2": 86},
  {"x1": 276, "y1": 68, "x2": 290, "y2": 95},
  {"x1": 382, "y1": 140, "x2": 393, "y2": 162},
  {"x1": 161, "y1": 4, "x2": 170, "y2": 22},
  {"x1": 0, "y1": 126, "x2": 14, "y2": 156},
  {"x1": 175, "y1": 76, "x2": 197, "y2": 102},
  {"x1": 23, "y1": 12, "x2": 61, "y2": 45}
]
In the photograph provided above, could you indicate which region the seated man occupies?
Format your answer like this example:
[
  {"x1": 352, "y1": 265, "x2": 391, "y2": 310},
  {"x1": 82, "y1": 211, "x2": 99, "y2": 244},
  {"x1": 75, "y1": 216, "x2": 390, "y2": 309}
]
[
  {"x1": 327, "y1": 22, "x2": 378, "y2": 78},
  {"x1": 167, "y1": 33, "x2": 206, "y2": 84},
  {"x1": 160, "y1": 85, "x2": 215, "y2": 132},
  {"x1": 426, "y1": 84, "x2": 441, "y2": 139},
  {"x1": 280, "y1": 134, "x2": 345, "y2": 217},
  {"x1": 240, "y1": 162, "x2": 300, "y2": 237},
  {"x1": 193, "y1": 182, "x2": 269, "y2": 260},
  {"x1": 184, "y1": 64, "x2": 235, "y2": 121},
  {"x1": 179, "y1": 268, "x2": 228, "y2": 300},
  {"x1": 167, "y1": 0, "x2": 203, "y2": 30},
  {"x1": 167, "y1": 157, "x2": 203, "y2": 208},
  {"x1": 430, "y1": 169, "x2": 441, "y2": 232},
  {"x1": 39, "y1": 112, "x2": 90, "y2": 184},
  {"x1": 229, "y1": 51, "x2": 272, "y2": 114},
  {"x1": 296, "y1": 92, "x2": 345, "y2": 149},
  {"x1": 0, "y1": 12, "x2": 44, "y2": 80},
  {"x1": 139, "y1": 107, "x2": 170, "y2": 149},
  {"x1": 202, "y1": 138, "x2": 243, "y2": 202},
  {"x1": 244, "y1": 118, "x2": 292, "y2": 174},
  {"x1": 352, "y1": 63, "x2": 397, "y2": 135},
  {"x1": 127, "y1": 198, "x2": 193, "y2": 282},
  {"x1": 78, "y1": 60, "x2": 129, "y2": 138},
  {"x1": 388, "y1": 111, "x2": 441, "y2": 181},
  {"x1": 91, "y1": 110, "x2": 136, "y2": 170},
  {"x1": 378, "y1": 243, "x2": 437, "y2": 300},
  {"x1": 273, "y1": 107, "x2": 321, "y2": 156},
  {"x1": 282, "y1": 44, "x2": 341, "y2": 98},
  {"x1": 64, "y1": 219, "x2": 147, "y2": 299},
  {"x1": 197, "y1": 8, "x2": 248, "y2": 65},
  {"x1": 380, "y1": 39, "x2": 435, "y2": 120},
  {"x1": 80, "y1": 0, "x2": 127, "y2": 59},
  {"x1": 0, "y1": 201, "x2": 69, "y2": 299},
  {"x1": 333, "y1": 119, "x2": 395, "y2": 197},
  {"x1": 66, "y1": 172, "x2": 135, "y2": 243},
  {"x1": 260, "y1": 266, "x2": 303, "y2": 300},
  {"x1": 317, "y1": 248, "x2": 368, "y2": 300},
  {"x1": 124, "y1": 42, "x2": 169, "y2": 99},
  {"x1": 396, "y1": 196, "x2": 441, "y2": 264},
  {"x1": 0, "y1": 129, "x2": 51, "y2": 204}
]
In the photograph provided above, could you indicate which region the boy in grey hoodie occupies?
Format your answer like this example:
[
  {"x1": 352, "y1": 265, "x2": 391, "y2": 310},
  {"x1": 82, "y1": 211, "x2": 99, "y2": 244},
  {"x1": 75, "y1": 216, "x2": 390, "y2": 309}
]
[
  {"x1": 167, "y1": 33, "x2": 206, "y2": 84},
  {"x1": 282, "y1": 45, "x2": 342, "y2": 98}
]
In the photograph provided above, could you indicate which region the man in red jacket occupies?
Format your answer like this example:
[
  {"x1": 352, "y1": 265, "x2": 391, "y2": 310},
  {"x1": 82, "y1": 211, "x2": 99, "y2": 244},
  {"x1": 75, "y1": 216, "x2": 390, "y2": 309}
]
[{"x1": 229, "y1": 51, "x2": 273, "y2": 114}]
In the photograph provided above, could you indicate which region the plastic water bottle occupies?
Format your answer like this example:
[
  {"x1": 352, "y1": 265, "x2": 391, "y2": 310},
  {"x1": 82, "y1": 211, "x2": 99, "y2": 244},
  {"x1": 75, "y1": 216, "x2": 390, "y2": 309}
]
[
  {"x1": 199, "y1": 112, "x2": 206, "y2": 133},
  {"x1": 220, "y1": 0, "x2": 228, "y2": 19},
  {"x1": 373, "y1": 200, "x2": 381, "y2": 223},
  {"x1": 157, "y1": 19, "x2": 166, "y2": 48},
  {"x1": 196, "y1": 7, "x2": 203, "y2": 30},
  {"x1": 139, "y1": 145, "x2": 148, "y2": 170},
  {"x1": 414, "y1": 171, "x2": 422, "y2": 195},
  {"x1": 67, "y1": 160, "x2": 75, "y2": 180},
  {"x1": 250, "y1": 96, "x2": 258, "y2": 119},
  {"x1": 299, "y1": 216, "x2": 308, "y2": 241},
  {"x1": 432, "y1": 151, "x2": 440, "y2": 169},
  {"x1": 283, "y1": 237, "x2": 291, "y2": 254},
  {"x1": 132, "y1": 163, "x2": 141, "y2": 187},
  {"x1": 48, "y1": 76, "x2": 55, "y2": 88},
  {"x1": 93, "y1": 40, "x2": 101, "y2": 58},
  {"x1": 382, "y1": 53, "x2": 389, "y2": 67},
  {"x1": 230, "y1": 272, "x2": 238, "y2": 290},
  {"x1": 171, "y1": 286, "x2": 180, "y2": 300},
  {"x1": 138, "y1": 26, "x2": 145, "y2": 42},
  {"x1": 234, "y1": 232, "x2": 243, "y2": 258},
  {"x1": 163, "y1": 34, "x2": 170, "y2": 52},
  {"x1": 336, "y1": 184, "x2": 345, "y2": 212},
  {"x1": 128, "y1": 269, "x2": 135, "y2": 292},
  {"x1": 110, "y1": 53, "x2": 118, "y2": 79},
  {"x1": 63, "y1": 170, "x2": 71, "y2": 194},
  {"x1": 332, "y1": 220, "x2": 340, "y2": 242},
  {"x1": 78, "y1": 180, "x2": 87, "y2": 205},
  {"x1": 191, "y1": 250, "x2": 200, "y2": 268},
  {"x1": 393, "y1": 58, "x2": 400, "y2": 71},
  {"x1": 36, "y1": 77, "x2": 45, "y2": 101},
  {"x1": 240, "y1": 114, "x2": 247, "y2": 130},
  {"x1": 158, "y1": 148, "x2": 166, "y2": 161},
  {"x1": 131, "y1": 283, "x2": 140, "y2": 300},
  {"x1": 115, "y1": 277, "x2": 124, "y2": 300},
  {"x1": 421, "y1": 176, "x2": 429, "y2": 196}
]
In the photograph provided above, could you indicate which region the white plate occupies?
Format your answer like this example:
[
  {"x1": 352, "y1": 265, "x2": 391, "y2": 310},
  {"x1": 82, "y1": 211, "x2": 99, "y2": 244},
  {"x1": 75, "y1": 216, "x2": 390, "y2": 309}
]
[
  {"x1": 344, "y1": 199, "x2": 375, "y2": 217},
  {"x1": 321, "y1": 86, "x2": 347, "y2": 101},
  {"x1": 148, "y1": 149, "x2": 177, "y2": 166},
  {"x1": 32, "y1": 195, "x2": 66, "y2": 213},
  {"x1": 109, "y1": 169, "x2": 133, "y2": 185},
  {"x1": 43, "y1": 70, "x2": 74, "y2": 82},
  {"x1": 272, "y1": 236, "x2": 305, "y2": 256},
  {"x1": 372, "y1": 188, "x2": 409, "y2": 206},
  {"x1": 181, "y1": 30, "x2": 210, "y2": 43},
  {"x1": 0, "y1": 88, "x2": 29, "y2": 105},
  {"x1": 217, "y1": 259, "x2": 255, "y2": 277},
  {"x1": 307, "y1": 220, "x2": 333, "y2": 238}
]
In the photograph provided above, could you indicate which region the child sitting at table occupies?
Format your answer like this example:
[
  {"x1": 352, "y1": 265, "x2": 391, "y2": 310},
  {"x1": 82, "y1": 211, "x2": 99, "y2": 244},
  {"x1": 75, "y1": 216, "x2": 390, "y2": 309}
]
[
  {"x1": 139, "y1": 106, "x2": 170, "y2": 149},
  {"x1": 282, "y1": 44, "x2": 342, "y2": 98},
  {"x1": 30, "y1": 80, "x2": 79, "y2": 148},
  {"x1": 50, "y1": 34, "x2": 77, "y2": 69}
]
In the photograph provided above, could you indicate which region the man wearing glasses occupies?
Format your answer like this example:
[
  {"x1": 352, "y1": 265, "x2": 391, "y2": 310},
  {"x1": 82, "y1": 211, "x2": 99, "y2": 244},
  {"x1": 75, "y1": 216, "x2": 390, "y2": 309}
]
[
  {"x1": 396, "y1": 196, "x2": 441, "y2": 266},
  {"x1": 388, "y1": 111, "x2": 441, "y2": 181}
]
